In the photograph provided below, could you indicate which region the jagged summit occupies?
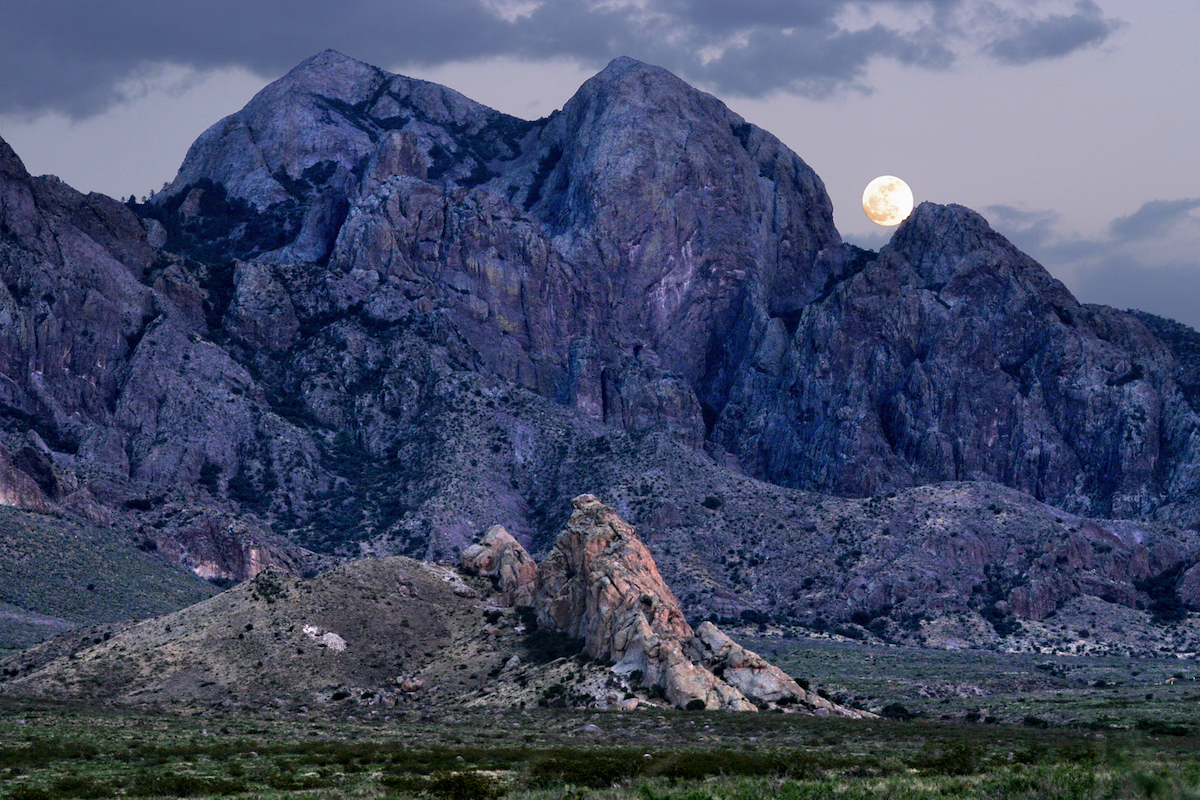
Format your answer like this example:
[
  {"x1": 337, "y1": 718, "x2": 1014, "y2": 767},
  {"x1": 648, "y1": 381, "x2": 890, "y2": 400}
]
[
  {"x1": 572, "y1": 55, "x2": 702, "y2": 105},
  {"x1": 160, "y1": 50, "x2": 510, "y2": 209},
  {"x1": 0, "y1": 134, "x2": 30, "y2": 179},
  {"x1": 884, "y1": 201, "x2": 1078, "y2": 300}
]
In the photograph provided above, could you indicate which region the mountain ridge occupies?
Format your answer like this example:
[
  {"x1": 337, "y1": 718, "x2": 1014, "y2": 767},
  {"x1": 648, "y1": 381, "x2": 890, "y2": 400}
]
[{"x1": 1, "y1": 51, "x2": 1198, "y2": 654}]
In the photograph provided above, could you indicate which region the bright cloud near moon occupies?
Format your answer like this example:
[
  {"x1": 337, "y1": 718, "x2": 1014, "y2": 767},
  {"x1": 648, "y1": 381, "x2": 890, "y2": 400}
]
[{"x1": 863, "y1": 176, "x2": 915, "y2": 226}]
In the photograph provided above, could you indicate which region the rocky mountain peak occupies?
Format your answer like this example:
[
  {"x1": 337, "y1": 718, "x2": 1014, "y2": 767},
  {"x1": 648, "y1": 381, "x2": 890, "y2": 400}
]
[
  {"x1": 571, "y1": 55, "x2": 697, "y2": 107},
  {"x1": 275, "y1": 48, "x2": 383, "y2": 102},
  {"x1": 160, "y1": 49, "x2": 505, "y2": 211},
  {"x1": 886, "y1": 202, "x2": 1030, "y2": 283},
  {"x1": 883, "y1": 202, "x2": 1078, "y2": 310},
  {"x1": 0, "y1": 134, "x2": 31, "y2": 181}
]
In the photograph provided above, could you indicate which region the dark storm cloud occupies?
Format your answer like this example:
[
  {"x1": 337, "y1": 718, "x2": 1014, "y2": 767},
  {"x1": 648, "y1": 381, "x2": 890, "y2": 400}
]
[
  {"x1": 984, "y1": 1, "x2": 1120, "y2": 65},
  {"x1": 0, "y1": 0, "x2": 1123, "y2": 118}
]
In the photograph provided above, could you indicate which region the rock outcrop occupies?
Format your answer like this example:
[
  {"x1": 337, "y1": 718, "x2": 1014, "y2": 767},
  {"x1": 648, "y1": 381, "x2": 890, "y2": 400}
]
[
  {"x1": 534, "y1": 495, "x2": 867, "y2": 714},
  {"x1": 459, "y1": 524, "x2": 538, "y2": 607},
  {"x1": 690, "y1": 622, "x2": 843, "y2": 714}
]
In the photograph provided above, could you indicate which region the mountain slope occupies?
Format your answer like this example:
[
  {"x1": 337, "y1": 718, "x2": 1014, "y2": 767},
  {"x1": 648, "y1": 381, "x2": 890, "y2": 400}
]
[
  {"x1": 0, "y1": 499, "x2": 864, "y2": 716},
  {"x1": 0, "y1": 504, "x2": 215, "y2": 653}
]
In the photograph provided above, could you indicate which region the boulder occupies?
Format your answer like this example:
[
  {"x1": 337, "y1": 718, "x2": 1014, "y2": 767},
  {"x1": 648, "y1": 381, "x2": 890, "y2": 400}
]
[{"x1": 459, "y1": 525, "x2": 538, "y2": 607}]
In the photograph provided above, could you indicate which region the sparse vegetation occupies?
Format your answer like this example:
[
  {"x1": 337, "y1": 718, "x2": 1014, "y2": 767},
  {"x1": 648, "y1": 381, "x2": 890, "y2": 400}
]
[
  {"x1": 0, "y1": 507, "x2": 216, "y2": 652},
  {"x1": 1, "y1": 698, "x2": 1198, "y2": 800}
]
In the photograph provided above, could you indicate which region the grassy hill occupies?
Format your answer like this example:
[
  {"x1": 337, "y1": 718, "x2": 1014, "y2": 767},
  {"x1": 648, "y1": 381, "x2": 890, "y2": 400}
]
[
  {"x1": 0, "y1": 506, "x2": 216, "y2": 654},
  {"x1": 0, "y1": 556, "x2": 612, "y2": 711}
]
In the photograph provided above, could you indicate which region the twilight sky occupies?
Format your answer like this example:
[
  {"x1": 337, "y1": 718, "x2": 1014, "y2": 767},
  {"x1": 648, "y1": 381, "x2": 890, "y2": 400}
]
[{"x1": 1, "y1": 1, "x2": 1197, "y2": 327}]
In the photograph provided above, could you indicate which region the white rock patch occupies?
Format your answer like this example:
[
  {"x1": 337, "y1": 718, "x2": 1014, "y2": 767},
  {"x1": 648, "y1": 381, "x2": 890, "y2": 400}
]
[
  {"x1": 302, "y1": 624, "x2": 347, "y2": 652},
  {"x1": 320, "y1": 632, "x2": 347, "y2": 652}
]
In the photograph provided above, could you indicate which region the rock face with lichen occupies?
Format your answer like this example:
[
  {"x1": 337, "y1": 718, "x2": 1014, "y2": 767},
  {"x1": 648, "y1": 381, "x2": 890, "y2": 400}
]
[
  {"x1": 534, "y1": 495, "x2": 867, "y2": 714},
  {"x1": 459, "y1": 524, "x2": 539, "y2": 607}
]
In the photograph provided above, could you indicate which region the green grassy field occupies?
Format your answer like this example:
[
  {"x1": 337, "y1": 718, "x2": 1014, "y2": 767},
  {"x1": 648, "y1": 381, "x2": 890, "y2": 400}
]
[{"x1": 2, "y1": 686, "x2": 1199, "y2": 800}]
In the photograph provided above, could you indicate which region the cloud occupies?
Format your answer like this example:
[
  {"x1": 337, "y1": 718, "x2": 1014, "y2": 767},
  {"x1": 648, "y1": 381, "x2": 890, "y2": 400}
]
[
  {"x1": 0, "y1": 0, "x2": 1124, "y2": 118},
  {"x1": 985, "y1": 199, "x2": 1200, "y2": 330},
  {"x1": 1109, "y1": 198, "x2": 1200, "y2": 242},
  {"x1": 983, "y1": 1, "x2": 1121, "y2": 65}
]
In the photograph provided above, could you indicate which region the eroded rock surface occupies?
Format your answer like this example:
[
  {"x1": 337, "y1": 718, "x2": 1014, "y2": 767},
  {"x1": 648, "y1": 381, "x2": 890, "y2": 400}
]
[
  {"x1": 535, "y1": 495, "x2": 868, "y2": 714},
  {"x1": 459, "y1": 525, "x2": 538, "y2": 607}
]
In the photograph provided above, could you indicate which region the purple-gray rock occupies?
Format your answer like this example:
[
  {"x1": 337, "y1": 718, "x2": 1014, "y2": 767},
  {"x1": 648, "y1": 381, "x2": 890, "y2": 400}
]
[{"x1": 2, "y1": 50, "x2": 1199, "y2": 649}]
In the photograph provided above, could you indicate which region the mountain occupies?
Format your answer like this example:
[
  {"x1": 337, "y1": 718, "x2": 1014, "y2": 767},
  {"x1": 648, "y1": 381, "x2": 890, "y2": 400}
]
[{"x1": 1, "y1": 50, "x2": 1198, "y2": 651}]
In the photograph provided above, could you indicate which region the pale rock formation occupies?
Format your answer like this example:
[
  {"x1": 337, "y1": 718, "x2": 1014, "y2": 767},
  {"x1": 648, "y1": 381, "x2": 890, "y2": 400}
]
[
  {"x1": 691, "y1": 621, "x2": 844, "y2": 715},
  {"x1": 459, "y1": 525, "x2": 538, "y2": 606},
  {"x1": 534, "y1": 494, "x2": 869, "y2": 715}
]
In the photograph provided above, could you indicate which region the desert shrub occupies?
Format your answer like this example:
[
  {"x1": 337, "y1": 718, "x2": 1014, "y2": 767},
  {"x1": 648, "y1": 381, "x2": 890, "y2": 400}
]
[
  {"x1": 264, "y1": 773, "x2": 323, "y2": 791},
  {"x1": 127, "y1": 774, "x2": 247, "y2": 797},
  {"x1": 916, "y1": 742, "x2": 983, "y2": 776},
  {"x1": 5, "y1": 787, "x2": 52, "y2": 800},
  {"x1": 426, "y1": 770, "x2": 506, "y2": 800},
  {"x1": 527, "y1": 752, "x2": 638, "y2": 788},
  {"x1": 880, "y1": 703, "x2": 914, "y2": 721},
  {"x1": 1134, "y1": 718, "x2": 1191, "y2": 736},
  {"x1": 49, "y1": 776, "x2": 112, "y2": 799},
  {"x1": 0, "y1": 741, "x2": 98, "y2": 769},
  {"x1": 380, "y1": 773, "x2": 431, "y2": 793},
  {"x1": 739, "y1": 609, "x2": 769, "y2": 625},
  {"x1": 524, "y1": 629, "x2": 584, "y2": 663}
]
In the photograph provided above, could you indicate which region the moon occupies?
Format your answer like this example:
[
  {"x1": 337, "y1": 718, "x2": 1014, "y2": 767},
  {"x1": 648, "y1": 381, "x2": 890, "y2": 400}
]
[{"x1": 862, "y1": 176, "x2": 914, "y2": 226}]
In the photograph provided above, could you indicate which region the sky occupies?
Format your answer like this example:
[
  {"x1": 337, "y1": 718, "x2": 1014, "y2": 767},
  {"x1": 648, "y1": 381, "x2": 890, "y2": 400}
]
[{"x1": 1, "y1": 1, "x2": 1197, "y2": 328}]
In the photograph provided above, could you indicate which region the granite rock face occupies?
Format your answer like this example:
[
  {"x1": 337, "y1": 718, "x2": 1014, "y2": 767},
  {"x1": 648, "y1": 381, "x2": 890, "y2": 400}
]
[
  {"x1": 148, "y1": 50, "x2": 1200, "y2": 529},
  {"x1": 459, "y1": 524, "x2": 538, "y2": 607},
  {"x1": 0, "y1": 134, "x2": 317, "y2": 580},
  {"x1": 534, "y1": 495, "x2": 867, "y2": 714},
  {"x1": 715, "y1": 203, "x2": 1200, "y2": 521}
]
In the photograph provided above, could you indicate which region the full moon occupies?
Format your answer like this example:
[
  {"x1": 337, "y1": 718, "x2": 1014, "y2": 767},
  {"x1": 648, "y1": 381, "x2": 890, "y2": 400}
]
[{"x1": 862, "y1": 176, "x2": 914, "y2": 226}]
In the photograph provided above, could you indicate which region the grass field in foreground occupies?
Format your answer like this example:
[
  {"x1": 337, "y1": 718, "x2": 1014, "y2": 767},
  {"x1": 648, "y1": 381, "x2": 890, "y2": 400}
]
[{"x1": 2, "y1": 697, "x2": 1199, "y2": 800}]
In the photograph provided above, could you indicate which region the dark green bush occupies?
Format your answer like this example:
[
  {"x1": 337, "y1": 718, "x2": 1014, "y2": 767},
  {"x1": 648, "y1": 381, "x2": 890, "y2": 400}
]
[
  {"x1": 426, "y1": 770, "x2": 506, "y2": 800},
  {"x1": 916, "y1": 742, "x2": 983, "y2": 776},
  {"x1": 527, "y1": 752, "x2": 637, "y2": 788},
  {"x1": 127, "y1": 774, "x2": 247, "y2": 797},
  {"x1": 880, "y1": 703, "x2": 915, "y2": 721},
  {"x1": 5, "y1": 787, "x2": 52, "y2": 800},
  {"x1": 49, "y1": 776, "x2": 111, "y2": 799}
]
